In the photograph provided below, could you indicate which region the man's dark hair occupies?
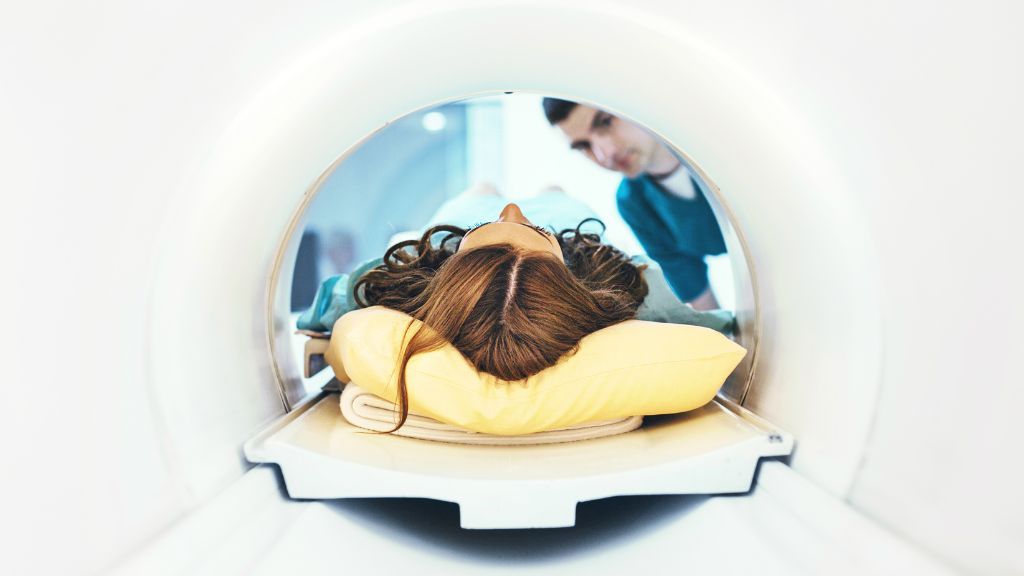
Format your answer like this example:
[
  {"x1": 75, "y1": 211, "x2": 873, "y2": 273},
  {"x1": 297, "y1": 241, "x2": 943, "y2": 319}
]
[{"x1": 542, "y1": 97, "x2": 578, "y2": 125}]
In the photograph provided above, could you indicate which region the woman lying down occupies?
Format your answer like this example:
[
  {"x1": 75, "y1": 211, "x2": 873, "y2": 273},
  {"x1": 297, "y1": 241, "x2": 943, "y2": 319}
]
[{"x1": 298, "y1": 189, "x2": 745, "y2": 444}]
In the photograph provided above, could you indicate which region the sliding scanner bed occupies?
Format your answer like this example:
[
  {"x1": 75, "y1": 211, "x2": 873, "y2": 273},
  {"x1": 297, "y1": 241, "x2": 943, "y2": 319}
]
[
  {"x1": 244, "y1": 387, "x2": 793, "y2": 529},
  {"x1": 301, "y1": 333, "x2": 330, "y2": 378}
]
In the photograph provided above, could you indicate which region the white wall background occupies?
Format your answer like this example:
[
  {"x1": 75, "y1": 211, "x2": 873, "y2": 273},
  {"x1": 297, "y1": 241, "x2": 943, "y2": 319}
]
[{"x1": 1, "y1": 1, "x2": 1021, "y2": 575}]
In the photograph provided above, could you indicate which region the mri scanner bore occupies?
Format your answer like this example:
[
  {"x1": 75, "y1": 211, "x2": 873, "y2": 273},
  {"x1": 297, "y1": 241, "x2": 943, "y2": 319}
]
[
  {"x1": 245, "y1": 89, "x2": 782, "y2": 520},
  {"x1": 249, "y1": 93, "x2": 785, "y2": 526},
  {"x1": 285, "y1": 93, "x2": 753, "y2": 396},
  {"x1": 287, "y1": 92, "x2": 753, "y2": 416}
]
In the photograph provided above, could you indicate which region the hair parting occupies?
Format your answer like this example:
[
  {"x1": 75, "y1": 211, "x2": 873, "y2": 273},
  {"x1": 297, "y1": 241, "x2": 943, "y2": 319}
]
[{"x1": 352, "y1": 219, "x2": 648, "y2": 432}]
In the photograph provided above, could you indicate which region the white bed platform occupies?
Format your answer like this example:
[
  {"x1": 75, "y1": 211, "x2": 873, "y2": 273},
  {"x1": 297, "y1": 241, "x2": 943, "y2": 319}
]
[{"x1": 244, "y1": 387, "x2": 794, "y2": 529}]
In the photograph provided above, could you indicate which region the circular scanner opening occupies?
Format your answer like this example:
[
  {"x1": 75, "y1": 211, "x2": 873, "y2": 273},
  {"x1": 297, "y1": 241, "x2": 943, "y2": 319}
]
[{"x1": 270, "y1": 91, "x2": 758, "y2": 408}]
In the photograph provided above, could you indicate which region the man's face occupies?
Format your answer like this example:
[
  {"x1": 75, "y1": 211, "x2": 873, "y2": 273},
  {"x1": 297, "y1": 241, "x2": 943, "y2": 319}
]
[{"x1": 555, "y1": 104, "x2": 666, "y2": 178}]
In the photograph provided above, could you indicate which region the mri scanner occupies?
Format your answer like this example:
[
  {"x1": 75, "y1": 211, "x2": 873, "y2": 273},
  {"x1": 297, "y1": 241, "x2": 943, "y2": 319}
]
[{"x1": 2, "y1": 0, "x2": 1022, "y2": 574}]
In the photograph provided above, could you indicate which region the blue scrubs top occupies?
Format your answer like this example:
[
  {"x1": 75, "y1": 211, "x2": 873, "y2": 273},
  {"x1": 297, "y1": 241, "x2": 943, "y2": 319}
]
[{"x1": 616, "y1": 174, "x2": 727, "y2": 301}]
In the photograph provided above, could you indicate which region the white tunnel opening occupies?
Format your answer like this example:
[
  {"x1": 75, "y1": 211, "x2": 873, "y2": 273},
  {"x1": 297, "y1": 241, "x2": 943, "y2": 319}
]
[
  {"x1": 11, "y1": 0, "x2": 1018, "y2": 573},
  {"x1": 146, "y1": 0, "x2": 882, "y2": 524},
  {"x1": 268, "y1": 91, "x2": 760, "y2": 408},
  {"x1": 248, "y1": 92, "x2": 785, "y2": 529}
]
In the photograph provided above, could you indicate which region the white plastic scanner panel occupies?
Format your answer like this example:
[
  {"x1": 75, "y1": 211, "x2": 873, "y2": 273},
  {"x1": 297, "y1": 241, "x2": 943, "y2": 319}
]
[
  {"x1": 146, "y1": 0, "x2": 875, "y2": 535},
  {"x1": 246, "y1": 393, "x2": 793, "y2": 528},
  {"x1": 9, "y1": 1, "x2": 1022, "y2": 574}
]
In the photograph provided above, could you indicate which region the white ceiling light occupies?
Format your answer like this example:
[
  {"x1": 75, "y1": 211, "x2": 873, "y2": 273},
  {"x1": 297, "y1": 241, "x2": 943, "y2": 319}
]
[{"x1": 421, "y1": 111, "x2": 447, "y2": 132}]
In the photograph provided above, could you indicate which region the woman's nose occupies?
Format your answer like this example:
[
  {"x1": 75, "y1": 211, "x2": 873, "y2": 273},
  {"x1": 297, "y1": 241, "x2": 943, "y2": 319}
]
[{"x1": 497, "y1": 203, "x2": 531, "y2": 224}]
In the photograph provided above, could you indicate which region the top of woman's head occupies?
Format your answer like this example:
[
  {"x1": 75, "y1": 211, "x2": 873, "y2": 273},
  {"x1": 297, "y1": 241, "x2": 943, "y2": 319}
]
[{"x1": 355, "y1": 220, "x2": 648, "y2": 382}]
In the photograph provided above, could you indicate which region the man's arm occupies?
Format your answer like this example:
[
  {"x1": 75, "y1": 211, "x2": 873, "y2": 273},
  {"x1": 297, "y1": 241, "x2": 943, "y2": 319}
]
[
  {"x1": 634, "y1": 258, "x2": 734, "y2": 332},
  {"x1": 687, "y1": 286, "x2": 719, "y2": 311},
  {"x1": 617, "y1": 182, "x2": 714, "y2": 304},
  {"x1": 646, "y1": 249, "x2": 716, "y2": 305}
]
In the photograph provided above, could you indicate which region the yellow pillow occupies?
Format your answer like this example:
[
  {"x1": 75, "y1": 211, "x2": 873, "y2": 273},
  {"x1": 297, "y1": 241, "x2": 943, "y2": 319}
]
[{"x1": 325, "y1": 306, "x2": 746, "y2": 436}]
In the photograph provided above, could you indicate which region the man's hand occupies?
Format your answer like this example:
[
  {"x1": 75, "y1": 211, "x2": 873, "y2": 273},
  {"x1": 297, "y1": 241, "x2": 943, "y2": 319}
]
[{"x1": 687, "y1": 286, "x2": 720, "y2": 311}]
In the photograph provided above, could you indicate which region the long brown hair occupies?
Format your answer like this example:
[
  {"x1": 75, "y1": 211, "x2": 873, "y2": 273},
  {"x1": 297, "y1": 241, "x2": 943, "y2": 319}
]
[{"x1": 353, "y1": 219, "x2": 648, "y2": 431}]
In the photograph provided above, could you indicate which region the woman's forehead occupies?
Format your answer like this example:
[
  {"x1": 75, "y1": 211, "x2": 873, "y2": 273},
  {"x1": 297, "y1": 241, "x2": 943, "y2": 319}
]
[{"x1": 459, "y1": 222, "x2": 562, "y2": 259}]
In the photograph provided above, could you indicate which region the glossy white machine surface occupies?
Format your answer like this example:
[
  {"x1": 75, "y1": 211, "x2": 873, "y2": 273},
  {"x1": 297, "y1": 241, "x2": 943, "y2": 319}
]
[
  {"x1": 245, "y1": 393, "x2": 792, "y2": 528},
  {"x1": 3, "y1": 1, "x2": 1022, "y2": 575},
  {"x1": 109, "y1": 463, "x2": 952, "y2": 576}
]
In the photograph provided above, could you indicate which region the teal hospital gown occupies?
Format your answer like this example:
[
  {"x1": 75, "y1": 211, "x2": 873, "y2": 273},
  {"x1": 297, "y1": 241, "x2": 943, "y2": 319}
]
[{"x1": 297, "y1": 191, "x2": 734, "y2": 334}]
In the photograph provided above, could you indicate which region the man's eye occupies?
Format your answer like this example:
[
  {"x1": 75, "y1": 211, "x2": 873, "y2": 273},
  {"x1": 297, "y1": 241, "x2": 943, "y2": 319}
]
[{"x1": 598, "y1": 115, "x2": 613, "y2": 127}]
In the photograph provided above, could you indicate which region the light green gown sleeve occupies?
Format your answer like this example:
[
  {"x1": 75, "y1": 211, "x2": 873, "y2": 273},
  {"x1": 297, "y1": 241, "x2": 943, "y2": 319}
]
[{"x1": 295, "y1": 257, "x2": 384, "y2": 332}]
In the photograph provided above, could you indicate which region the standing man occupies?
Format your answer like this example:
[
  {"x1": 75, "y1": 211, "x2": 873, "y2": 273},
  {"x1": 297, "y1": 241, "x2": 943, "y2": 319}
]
[{"x1": 543, "y1": 98, "x2": 726, "y2": 310}]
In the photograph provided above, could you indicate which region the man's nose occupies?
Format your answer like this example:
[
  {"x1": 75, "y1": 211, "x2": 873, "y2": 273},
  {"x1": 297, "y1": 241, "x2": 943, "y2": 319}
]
[
  {"x1": 592, "y1": 139, "x2": 616, "y2": 167},
  {"x1": 498, "y1": 203, "x2": 531, "y2": 224}
]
